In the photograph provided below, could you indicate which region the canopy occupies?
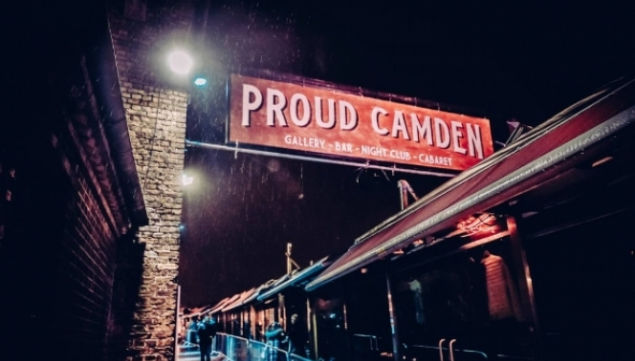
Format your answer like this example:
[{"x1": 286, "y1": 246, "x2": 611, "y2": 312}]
[
  {"x1": 209, "y1": 295, "x2": 235, "y2": 315},
  {"x1": 242, "y1": 278, "x2": 277, "y2": 305},
  {"x1": 222, "y1": 288, "x2": 258, "y2": 312},
  {"x1": 306, "y1": 77, "x2": 635, "y2": 292},
  {"x1": 257, "y1": 257, "x2": 330, "y2": 301},
  {"x1": 216, "y1": 276, "x2": 284, "y2": 313}
]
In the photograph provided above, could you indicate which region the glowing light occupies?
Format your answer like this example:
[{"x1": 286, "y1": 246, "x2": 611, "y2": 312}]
[
  {"x1": 456, "y1": 212, "x2": 501, "y2": 237},
  {"x1": 193, "y1": 77, "x2": 208, "y2": 87},
  {"x1": 181, "y1": 173, "x2": 194, "y2": 186},
  {"x1": 167, "y1": 50, "x2": 193, "y2": 75},
  {"x1": 521, "y1": 211, "x2": 539, "y2": 218},
  {"x1": 591, "y1": 156, "x2": 613, "y2": 168}
]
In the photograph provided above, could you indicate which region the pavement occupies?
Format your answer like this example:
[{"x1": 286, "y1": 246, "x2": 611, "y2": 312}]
[{"x1": 178, "y1": 342, "x2": 228, "y2": 361}]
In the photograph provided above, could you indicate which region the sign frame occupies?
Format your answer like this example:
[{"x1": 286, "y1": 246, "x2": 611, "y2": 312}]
[{"x1": 225, "y1": 71, "x2": 494, "y2": 175}]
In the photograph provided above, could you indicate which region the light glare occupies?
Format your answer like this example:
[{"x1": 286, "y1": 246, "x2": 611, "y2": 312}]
[
  {"x1": 181, "y1": 173, "x2": 194, "y2": 186},
  {"x1": 591, "y1": 156, "x2": 613, "y2": 168},
  {"x1": 194, "y1": 77, "x2": 208, "y2": 87},
  {"x1": 167, "y1": 50, "x2": 193, "y2": 75}
]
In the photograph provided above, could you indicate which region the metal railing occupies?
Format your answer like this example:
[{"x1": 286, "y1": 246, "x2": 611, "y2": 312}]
[
  {"x1": 213, "y1": 332, "x2": 313, "y2": 361},
  {"x1": 405, "y1": 340, "x2": 489, "y2": 361},
  {"x1": 352, "y1": 333, "x2": 379, "y2": 351}
]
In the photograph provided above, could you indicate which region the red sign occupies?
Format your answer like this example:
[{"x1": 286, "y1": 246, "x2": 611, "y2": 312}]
[{"x1": 229, "y1": 74, "x2": 494, "y2": 171}]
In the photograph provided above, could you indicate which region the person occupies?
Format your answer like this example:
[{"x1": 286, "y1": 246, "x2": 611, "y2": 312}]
[
  {"x1": 286, "y1": 313, "x2": 308, "y2": 357},
  {"x1": 187, "y1": 316, "x2": 199, "y2": 345},
  {"x1": 265, "y1": 321, "x2": 285, "y2": 347},
  {"x1": 265, "y1": 320, "x2": 285, "y2": 361},
  {"x1": 198, "y1": 315, "x2": 216, "y2": 361},
  {"x1": 242, "y1": 319, "x2": 252, "y2": 339},
  {"x1": 255, "y1": 321, "x2": 264, "y2": 341},
  {"x1": 209, "y1": 317, "x2": 218, "y2": 351}
]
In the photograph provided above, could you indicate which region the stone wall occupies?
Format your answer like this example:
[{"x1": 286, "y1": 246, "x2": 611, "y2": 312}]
[{"x1": 109, "y1": 2, "x2": 192, "y2": 360}]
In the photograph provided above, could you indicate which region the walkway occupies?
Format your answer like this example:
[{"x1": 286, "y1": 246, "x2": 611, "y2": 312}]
[{"x1": 177, "y1": 342, "x2": 228, "y2": 361}]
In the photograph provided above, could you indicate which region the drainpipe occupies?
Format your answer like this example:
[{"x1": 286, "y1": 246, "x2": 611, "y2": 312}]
[{"x1": 175, "y1": 285, "x2": 181, "y2": 360}]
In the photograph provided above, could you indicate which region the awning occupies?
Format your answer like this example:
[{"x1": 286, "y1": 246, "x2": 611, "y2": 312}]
[
  {"x1": 182, "y1": 305, "x2": 211, "y2": 318},
  {"x1": 257, "y1": 257, "x2": 330, "y2": 301},
  {"x1": 209, "y1": 295, "x2": 236, "y2": 315},
  {"x1": 306, "y1": 77, "x2": 635, "y2": 292},
  {"x1": 259, "y1": 274, "x2": 290, "y2": 297},
  {"x1": 242, "y1": 278, "x2": 278, "y2": 305},
  {"x1": 222, "y1": 288, "x2": 258, "y2": 312},
  {"x1": 212, "y1": 276, "x2": 284, "y2": 314}
]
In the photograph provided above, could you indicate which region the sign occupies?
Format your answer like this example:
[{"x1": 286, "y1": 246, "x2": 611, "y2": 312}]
[{"x1": 229, "y1": 74, "x2": 494, "y2": 171}]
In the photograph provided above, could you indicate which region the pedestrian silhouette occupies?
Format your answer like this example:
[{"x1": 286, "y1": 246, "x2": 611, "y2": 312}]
[{"x1": 198, "y1": 315, "x2": 216, "y2": 361}]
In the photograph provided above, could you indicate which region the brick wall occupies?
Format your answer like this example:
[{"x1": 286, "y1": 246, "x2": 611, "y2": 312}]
[
  {"x1": 109, "y1": 2, "x2": 192, "y2": 360},
  {"x1": 50, "y1": 107, "x2": 125, "y2": 361},
  {"x1": 0, "y1": 52, "x2": 140, "y2": 361},
  {"x1": 2, "y1": 1, "x2": 191, "y2": 360},
  {"x1": 1, "y1": 1, "x2": 166, "y2": 360}
]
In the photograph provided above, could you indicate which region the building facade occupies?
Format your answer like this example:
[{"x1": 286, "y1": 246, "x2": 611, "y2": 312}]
[{"x1": 1, "y1": 1, "x2": 191, "y2": 360}]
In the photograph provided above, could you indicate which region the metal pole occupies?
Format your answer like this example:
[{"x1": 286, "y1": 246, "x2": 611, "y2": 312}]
[
  {"x1": 397, "y1": 179, "x2": 418, "y2": 209},
  {"x1": 286, "y1": 242, "x2": 293, "y2": 275},
  {"x1": 311, "y1": 310, "x2": 319, "y2": 359},
  {"x1": 385, "y1": 274, "x2": 400, "y2": 361},
  {"x1": 507, "y1": 216, "x2": 542, "y2": 359},
  {"x1": 306, "y1": 298, "x2": 312, "y2": 340},
  {"x1": 278, "y1": 293, "x2": 286, "y2": 325},
  {"x1": 174, "y1": 284, "x2": 181, "y2": 361},
  {"x1": 398, "y1": 181, "x2": 407, "y2": 210}
]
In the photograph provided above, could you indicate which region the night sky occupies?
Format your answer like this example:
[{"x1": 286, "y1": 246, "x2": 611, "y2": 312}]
[{"x1": 173, "y1": 1, "x2": 634, "y2": 307}]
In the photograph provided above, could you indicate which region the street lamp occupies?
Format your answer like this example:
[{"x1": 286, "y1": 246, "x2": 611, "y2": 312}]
[
  {"x1": 193, "y1": 76, "x2": 208, "y2": 87},
  {"x1": 167, "y1": 49, "x2": 194, "y2": 76},
  {"x1": 181, "y1": 172, "x2": 194, "y2": 186},
  {"x1": 166, "y1": 48, "x2": 210, "y2": 88}
]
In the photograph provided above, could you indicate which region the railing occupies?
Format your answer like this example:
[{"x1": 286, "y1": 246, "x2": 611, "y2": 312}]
[
  {"x1": 351, "y1": 333, "x2": 384, "y2": 361},
  {"x1": 404, "y1": 341, "x2": 489, "y2": 361},
  {"x1": 352, "y1": 333, "x2": 379, "y2": 351},
  {"x1": 214, "y1": 332, "x2": 314, "y2": 361}
]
